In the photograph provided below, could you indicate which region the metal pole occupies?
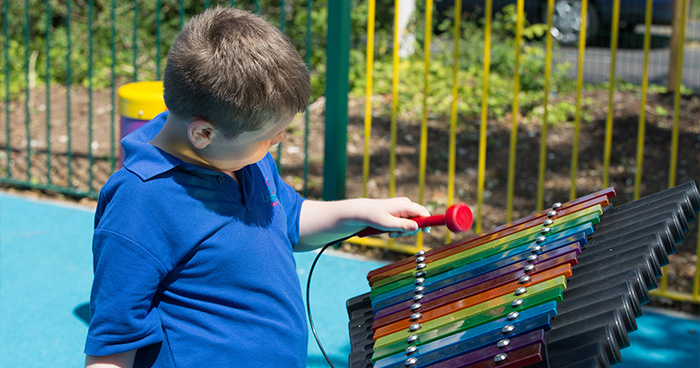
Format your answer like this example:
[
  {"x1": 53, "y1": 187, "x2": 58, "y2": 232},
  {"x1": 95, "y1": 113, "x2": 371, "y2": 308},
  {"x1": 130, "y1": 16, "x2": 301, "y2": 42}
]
[{"x1": 322, "y1": 0, "x2": 351, "y2": 200}]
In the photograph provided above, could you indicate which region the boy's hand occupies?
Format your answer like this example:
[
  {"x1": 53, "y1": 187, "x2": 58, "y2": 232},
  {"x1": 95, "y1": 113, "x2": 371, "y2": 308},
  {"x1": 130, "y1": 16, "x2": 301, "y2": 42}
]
[
  {"x1": 354, "y1": 197, "x2": 431, "y2": 237},
  {"x1": 297, "y1": 198, "x2": 430, "y2": 251}
]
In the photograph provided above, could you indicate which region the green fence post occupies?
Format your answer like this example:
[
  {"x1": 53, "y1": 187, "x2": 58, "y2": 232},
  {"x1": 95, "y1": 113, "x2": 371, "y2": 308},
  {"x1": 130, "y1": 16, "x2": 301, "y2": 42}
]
[{"x1": 322, "y1": 0, "x2": 351, "y2": 201}]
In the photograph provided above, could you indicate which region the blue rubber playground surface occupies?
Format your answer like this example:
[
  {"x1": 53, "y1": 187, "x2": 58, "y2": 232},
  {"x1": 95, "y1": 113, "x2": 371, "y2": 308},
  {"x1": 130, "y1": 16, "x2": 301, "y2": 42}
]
[{"x1": 1, "y1": 192, "x2": 699, "y2": 368}]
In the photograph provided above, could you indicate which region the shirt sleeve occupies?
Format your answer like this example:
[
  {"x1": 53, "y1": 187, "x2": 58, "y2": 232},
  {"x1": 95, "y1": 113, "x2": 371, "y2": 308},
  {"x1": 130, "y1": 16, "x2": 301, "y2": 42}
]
[{"x1": 84, "y1": 229, "x2": 167, "y2": 356}]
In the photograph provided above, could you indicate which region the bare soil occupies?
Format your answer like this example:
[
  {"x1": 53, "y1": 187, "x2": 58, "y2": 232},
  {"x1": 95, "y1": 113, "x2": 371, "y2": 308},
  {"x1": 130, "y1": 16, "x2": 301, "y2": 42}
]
[{"x1": 1, "y1": 85, "x2": 699, "y2": 314}]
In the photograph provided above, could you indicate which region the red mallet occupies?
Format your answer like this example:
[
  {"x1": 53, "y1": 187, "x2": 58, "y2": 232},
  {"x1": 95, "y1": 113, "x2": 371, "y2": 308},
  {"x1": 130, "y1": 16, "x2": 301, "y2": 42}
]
[{"x1": 357, "y1": 203, "x2": 473, "y2": 238}]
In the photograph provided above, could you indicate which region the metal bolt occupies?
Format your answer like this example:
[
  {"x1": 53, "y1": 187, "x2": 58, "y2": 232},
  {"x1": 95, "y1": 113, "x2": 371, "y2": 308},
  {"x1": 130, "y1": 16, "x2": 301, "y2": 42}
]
[
  {"x1": 409, "y1": 323, "x2": 422, "y2": 332},
  {"x1": 502, "y1": 324, "x2": 515, "y2": 334},
  {"x1": 531, "y1": 245, "x2": 542, "y2": 253},
  {"x1": 410, "y1": 312, "x2": 422, "y2": 321},
  {"x1": 511, "y1": 298, "x2": 524, "y2": 307},
  {"x1": 415, "y1": 256, "x2": 426, "y2": 263},
  {"x1": 414, "y1": 286, "x2": 425, "y2": 294},
  {"x1": 540, "y1": 227, "x2": 551, "y2": 234},
  {"x1": 405, "y1": 345, "x2": 418, "y2": 355},
  {"x1": 527, "y1": 254, "x2": 538, "y2": 263},
  {"x1": 514, "y1": 287, "x2": 527, "y2": 296},
  {"x1": 543, "y1": 219, "x2": 554, "y2": 226},
  {"x1": 413, "y1": 294, "x2": 424, "y2": 302},
  {"x1": 416, "y1": 250, "x2": 426, "y2": 256},
  {"x1": 536, "y1": 236, "x2": 547, "y2": 244},
  {"x1": 406, "y1": 334, "x2": 419, "y2": 344},
  {"x1": 415, "y1": 277, "x2": 425, "y2": 285},
  {"x1": 519, "y1": 275, "x2": 531, "y2": 284},
  {"x1": 524, "y1": 264, "x2": 535, "y2": 273},
  {"x1": 494, "y1": 353, "x2": 508, "y2": 363},
  {"x1": 405, "y1": 357, "x2": 418, "y2": 367},
  {"x1": 497, "y1": 338, "x2": 511, "y2": 348},
  {"x1": 415, "y1": 271, "x2": 426, "y2": 278},
  {"x1": 416, "y1": 263, "x2": 426, "y2": 271},
  {"x1": 552, "y1": 202, "x2": 563, "y2": 209},
  {"x1": 507, "y1": 311, "x2": 520, "y2": 320},
  {"x1": 410, "y1": 303, "x2": 422, "y2": 311},
  {"x1": 547, "y1": 210, "x2": 557, "y2": 218}
]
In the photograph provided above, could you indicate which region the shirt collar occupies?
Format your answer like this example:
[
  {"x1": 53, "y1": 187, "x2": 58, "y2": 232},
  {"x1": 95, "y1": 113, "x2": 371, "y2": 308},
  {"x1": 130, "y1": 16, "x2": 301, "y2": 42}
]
[{"x1": 122, "y1": 111, "x2": 185, "y2": 181}]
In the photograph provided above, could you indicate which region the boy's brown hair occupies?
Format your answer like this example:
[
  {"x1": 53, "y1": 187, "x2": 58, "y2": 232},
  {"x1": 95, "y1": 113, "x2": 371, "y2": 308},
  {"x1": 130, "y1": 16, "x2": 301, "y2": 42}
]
[{"x1": 163, "y1": 7, "x2": 310, "y2": 139}]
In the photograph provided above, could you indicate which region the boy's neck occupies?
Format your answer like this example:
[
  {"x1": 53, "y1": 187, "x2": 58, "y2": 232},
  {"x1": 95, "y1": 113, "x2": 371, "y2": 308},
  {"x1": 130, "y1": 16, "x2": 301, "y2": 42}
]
[{"x1": 150, "y1": 114, "x2": 238, "y2": 180}]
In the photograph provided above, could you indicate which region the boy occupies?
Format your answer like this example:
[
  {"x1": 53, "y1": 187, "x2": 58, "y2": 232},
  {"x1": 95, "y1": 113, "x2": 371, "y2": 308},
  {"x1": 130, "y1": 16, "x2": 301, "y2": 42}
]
[{"x1": 84, "y1": 7, "x2": 429, "y2": 368}]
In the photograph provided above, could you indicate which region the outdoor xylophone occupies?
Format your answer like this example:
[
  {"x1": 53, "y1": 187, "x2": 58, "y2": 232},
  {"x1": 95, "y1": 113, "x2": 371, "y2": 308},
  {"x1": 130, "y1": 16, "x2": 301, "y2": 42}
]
[{"x1": 346, "y1": 181, "x2": 699, "y2": 368}]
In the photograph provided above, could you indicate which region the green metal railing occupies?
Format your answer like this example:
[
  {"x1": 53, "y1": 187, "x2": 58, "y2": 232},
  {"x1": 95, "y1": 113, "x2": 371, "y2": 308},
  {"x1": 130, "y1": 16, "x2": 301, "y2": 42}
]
[
  {"x1": 1, "y1": 0, "x2": 698, "y2": 303},
  {"x1": 0, "y1": 0, "x2": 309, "y2": 198}
]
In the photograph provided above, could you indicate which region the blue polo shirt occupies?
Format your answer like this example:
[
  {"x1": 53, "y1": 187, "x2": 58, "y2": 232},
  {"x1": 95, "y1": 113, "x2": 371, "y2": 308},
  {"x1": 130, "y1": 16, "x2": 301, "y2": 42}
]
[{"x1": 85, "y1": 112, "x2": 308, "y2": 367}]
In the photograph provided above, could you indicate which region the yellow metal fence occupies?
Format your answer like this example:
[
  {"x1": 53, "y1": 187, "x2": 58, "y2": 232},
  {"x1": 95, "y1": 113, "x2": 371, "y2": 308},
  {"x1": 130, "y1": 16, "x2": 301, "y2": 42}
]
[{"x1": 349, "y1": 0, "x2": 699, "y2": 304}]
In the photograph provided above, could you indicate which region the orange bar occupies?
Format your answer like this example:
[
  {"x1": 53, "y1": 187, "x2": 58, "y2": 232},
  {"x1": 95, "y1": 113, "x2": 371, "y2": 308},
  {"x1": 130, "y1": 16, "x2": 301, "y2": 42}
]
[
  {"x1": 372, "y1": 264, "x2": 572, "y2": 339},
  {"x1": 367, "y1": 189, "x2": 613, "y2": 284},
  {"x1": 367, "y1": 193, "x2": 611, "y2": 286}
]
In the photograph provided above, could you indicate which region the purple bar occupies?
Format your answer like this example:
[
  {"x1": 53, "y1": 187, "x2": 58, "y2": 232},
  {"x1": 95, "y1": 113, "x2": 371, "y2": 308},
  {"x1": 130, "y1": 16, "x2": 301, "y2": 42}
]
[
  {"x1": 373, "y1": 244, "x2": 581, "y2": 322},
  {"x1": 424, "y1": 329, "x2": 545, "y2": 368}
]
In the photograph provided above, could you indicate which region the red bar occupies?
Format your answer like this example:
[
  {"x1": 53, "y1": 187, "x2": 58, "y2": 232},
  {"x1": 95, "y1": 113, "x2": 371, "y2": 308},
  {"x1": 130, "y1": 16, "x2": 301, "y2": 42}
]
[
  {"x1": 372, "y1": 264, "x2": 572, "y2": 339},
  {"x1": 367, "y1": 191, "x2": 613, "y2": 285}
]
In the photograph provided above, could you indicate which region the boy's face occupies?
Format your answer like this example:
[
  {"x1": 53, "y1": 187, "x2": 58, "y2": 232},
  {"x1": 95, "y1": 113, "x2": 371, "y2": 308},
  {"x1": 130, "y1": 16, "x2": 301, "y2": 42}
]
[{"x1": 197, "y1": 118, "x2": 291, "y2": 174}]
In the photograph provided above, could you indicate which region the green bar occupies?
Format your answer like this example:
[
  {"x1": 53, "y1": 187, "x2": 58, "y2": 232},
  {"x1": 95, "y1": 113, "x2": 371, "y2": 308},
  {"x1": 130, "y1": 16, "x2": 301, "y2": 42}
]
[
  {"x1": 372, "y1": 279, "x2": 566, "y2": 360},
  {"x1": 371, "y1": 206, "x2": 602, "y2": 294},
  {"x1": 303, "y1": 0, "x2": 312, "y2": 197},
  {"x1": 322, "y1": 0, "x2": 351, "y2": 200},
  {"x1": 156, "y1": 0, "x2": 162, "y2": 80},
  {"x1": 179, "y1": 0, "x2": 185, "y2": 28},
  {"x1": 133, "y1": 0, "x2": 138, "y2": 81},
  {"x1": 0, "y1": 177, "x2": 97, "y2": 199},
  {"x1": 110, "y1": 0, "x2": 117, "y2": 172},
  {"x1": 88, "y1": 0, "x2": 94, "y2": 192},
  {"x1": 3, "y1": 0, "x2": 10, "y2": 177},
  {"x1": 280, "y1": 0, "x2": 286, "y2": 30},
  {"x1": 24, "y1": 0, "x2": 30, "y2": 180},
  {"x1": 45, "y1": 0, "x2": 52, "y2": 184},
  {"x1": 66, "y1": 0, "x2": 73, "y2": 185}
]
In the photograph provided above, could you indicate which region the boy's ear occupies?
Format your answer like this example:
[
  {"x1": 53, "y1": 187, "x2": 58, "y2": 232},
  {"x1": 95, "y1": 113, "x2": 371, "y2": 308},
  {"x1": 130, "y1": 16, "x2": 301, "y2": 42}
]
[{"x1": 187, "y1": 119, "x2": 217, "y2": 149}]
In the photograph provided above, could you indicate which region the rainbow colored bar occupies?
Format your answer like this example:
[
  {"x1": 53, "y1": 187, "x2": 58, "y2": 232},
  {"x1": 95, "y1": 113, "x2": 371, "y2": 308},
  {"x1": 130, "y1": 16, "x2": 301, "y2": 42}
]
[{"x1": 355, "y1": 187, "x2": 617, "y2": 368}]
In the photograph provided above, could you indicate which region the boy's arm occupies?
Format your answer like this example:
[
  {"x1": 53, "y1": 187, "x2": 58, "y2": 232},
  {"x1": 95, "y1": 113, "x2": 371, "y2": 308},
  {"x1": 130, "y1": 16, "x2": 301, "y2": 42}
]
[
  {"x1": 296, "y1": 198, "x2": 430, "y2": 252},
  {"x1": 85, "y1": 350, "x2": 136, "y2": 368}
]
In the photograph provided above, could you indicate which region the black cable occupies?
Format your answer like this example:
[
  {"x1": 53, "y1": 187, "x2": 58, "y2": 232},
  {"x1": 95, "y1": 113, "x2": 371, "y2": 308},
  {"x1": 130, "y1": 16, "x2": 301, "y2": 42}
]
[{"x1": 306, "y1": 233, "x2": 357, "y2": 368}]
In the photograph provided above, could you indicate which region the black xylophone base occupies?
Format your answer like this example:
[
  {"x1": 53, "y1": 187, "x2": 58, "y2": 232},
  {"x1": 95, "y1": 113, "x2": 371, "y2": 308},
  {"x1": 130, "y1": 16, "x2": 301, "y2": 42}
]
[{"x1": 346, "y1": 181, "x2": 699, "y2": 368}]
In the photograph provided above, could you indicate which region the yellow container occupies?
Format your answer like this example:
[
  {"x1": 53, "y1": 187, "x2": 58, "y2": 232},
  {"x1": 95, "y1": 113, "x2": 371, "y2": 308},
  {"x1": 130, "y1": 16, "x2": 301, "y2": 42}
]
[
  {"x1": 118, "y1": 81, "x2": 167, "y2": 165},
  {"x1": 118, "y1": 81, "x2": 167, "y2": 121}
]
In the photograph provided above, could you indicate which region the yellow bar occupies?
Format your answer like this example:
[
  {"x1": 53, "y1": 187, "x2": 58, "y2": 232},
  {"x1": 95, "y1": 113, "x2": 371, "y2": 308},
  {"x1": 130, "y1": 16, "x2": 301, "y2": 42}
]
[
  {"x1": 447, "y1": 0, "x2": 463, "y2": 244},
  {"x1": 362, "y1": 0, "x2": 377, "y2": 198},
  {"x1": 649, "y1": 289, "x2": 700, "y2": 304},
  {"x1": 388, "y1": 0, "x2": 402, "y2": 251},
  {"x1": 506, "y1": 0, "x2": 524, "y2": 222},
  {"x1": 477, "y1": 0, "x2": 493, "y2": 233},
  {"x1": 345, "y1": 236, "x2": 426, "y2": 255},
  {"x1": 634, "y1": 0, "x2": 654, "y2": 200},
  {"x1": 603, "y1": 0, "x2": 621, "y2": 188},
  {"x1": 390, "y1": 0, "x2": 400, "y2": 200},
  {"x1": 662, "y1": 0, "x2": 688, "y2": 293},
  {"x1": 417, "y1": 0, "x2": 434, "y2": 250},
  {"x1": 570, "y1": 0, "x2": 589, "y2": 200},
  {"x1": 537, "y1": 0, "x2": 555, "y2": 212},
  {"x1": 668, "y1": 0, "x2": 686, "y2": 190}
]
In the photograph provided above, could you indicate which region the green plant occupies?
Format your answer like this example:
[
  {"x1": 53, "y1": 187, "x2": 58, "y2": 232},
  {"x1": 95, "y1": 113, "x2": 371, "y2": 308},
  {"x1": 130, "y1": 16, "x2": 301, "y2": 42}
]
[{"x1": 347, "y1": 3, "x2": 575, "y2": 129}]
